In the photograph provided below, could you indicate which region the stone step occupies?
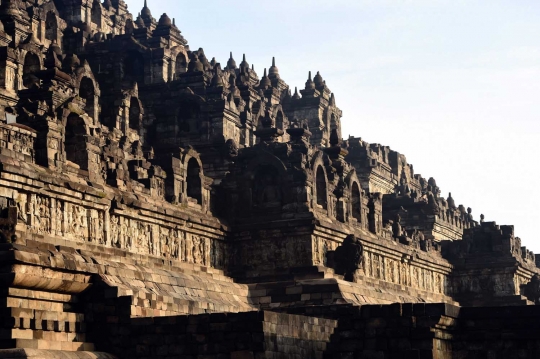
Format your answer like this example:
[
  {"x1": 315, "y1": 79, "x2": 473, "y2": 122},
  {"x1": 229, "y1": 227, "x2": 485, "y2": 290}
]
[
  {"x1": 0, "y1": 308, "x2": 83, "y2": 324},
  {"x1": 7, "y1": 330, "x2": 86, "y2": 344},
  {"x1": 13, "y1": 339, "x2": 94, "y2": 352},
  {"x1": 0, "y1": 349, "x2": 116, "y2": 359}
]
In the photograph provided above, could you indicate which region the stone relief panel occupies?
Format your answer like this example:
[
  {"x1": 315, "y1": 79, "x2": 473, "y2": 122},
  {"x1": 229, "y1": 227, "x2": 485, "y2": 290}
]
[
  {"x1": 360, "y1": 250, "x2": 446, "y2": 295},
  {"x1": 232, "y1": 234, "x2": 313, "y2": 271},
  {"x1": 313, "y1": 236, "x2": 328, "y2": 266},
  {"x1": 66, "y1": 202, "x2": 89, "y2": 241},
  {"x1": 19, "y1": 192, "x2": 224, "y2": 268},
  {"x1": 0, "y1": 125, "x2": 36, "y2": 158}
]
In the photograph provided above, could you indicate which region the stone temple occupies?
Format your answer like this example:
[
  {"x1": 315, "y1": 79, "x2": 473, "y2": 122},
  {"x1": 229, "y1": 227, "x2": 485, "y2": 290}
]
[{"x1": 0, "y1": 0, "x2": 538, "y2": 358}]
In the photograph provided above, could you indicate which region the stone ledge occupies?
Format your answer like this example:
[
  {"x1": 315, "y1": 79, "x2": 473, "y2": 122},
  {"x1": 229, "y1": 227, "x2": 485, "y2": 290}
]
[{"x1": 0, "y1": 349, "x2": 116, "y2": 359}]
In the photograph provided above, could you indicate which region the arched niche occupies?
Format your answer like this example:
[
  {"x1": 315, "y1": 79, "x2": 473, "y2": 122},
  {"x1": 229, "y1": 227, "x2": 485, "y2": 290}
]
[
  {"x1": 91, "y1": 0, "x2": 102, "y2": 27},
  {"x1": 276, "y1": 111, "x2": 284, "y2": 130},
  {"x1": 175, "y1": 53, "x2": 187, "y2": 78},
  {"x1": 316, "y1": 165, "x2": 327, "y2": 209},
  {"x1": 330, "y1": 113, "x2": 338, "y2": 131},
  {"x1": 351, "y1": 182, "x2": 362, "y2": 222},
  {"x1": 123, "y1": 51, "x2": 145, "y2": 84},
  {"x1": 253, "y1": 165, "x2": 282, "y2": 213},
  {"x1": 177, "y1": 101, "x2": 200, "y2": 134},
  {"x1": 45, "y1": 12, "x2": 58, "y2": 42},
  {"x1": 80, "y1": 77, "x2": 96, "y2": 121},
  {"x1": 22, "y1": 52, "x2": 41, "y2": 88},
  {"x1": 65, "y1": 114, "x2": 88, "y2": 170},
  {"x1": 186, "y1": 158, "x2": 202, "y2": 204},
  {"x1": 129, "y1": 97, "x2": 142, "y2": 131}
]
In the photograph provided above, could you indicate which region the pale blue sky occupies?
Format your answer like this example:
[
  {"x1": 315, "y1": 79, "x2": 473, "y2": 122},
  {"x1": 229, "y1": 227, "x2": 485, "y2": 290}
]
[{"x1": 126, "y1": 0, "x2": 540, "y2": 252}]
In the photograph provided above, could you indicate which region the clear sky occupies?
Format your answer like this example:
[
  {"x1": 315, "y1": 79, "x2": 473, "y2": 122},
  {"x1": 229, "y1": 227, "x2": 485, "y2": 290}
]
[{"x1": 125, "y1": 0, "x2": 540, "y2": 252}]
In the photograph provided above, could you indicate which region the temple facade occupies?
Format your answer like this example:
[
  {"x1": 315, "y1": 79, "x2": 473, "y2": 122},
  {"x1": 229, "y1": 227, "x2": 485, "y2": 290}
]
[{"x1": 0, "y1": 1, "x2": 538, "y2": 358}]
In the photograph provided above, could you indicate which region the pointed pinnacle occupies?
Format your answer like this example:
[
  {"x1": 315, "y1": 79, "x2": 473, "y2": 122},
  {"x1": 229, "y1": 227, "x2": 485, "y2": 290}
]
[{"x1": 272, "y1": 57, "x2": 275, "y2": 66}]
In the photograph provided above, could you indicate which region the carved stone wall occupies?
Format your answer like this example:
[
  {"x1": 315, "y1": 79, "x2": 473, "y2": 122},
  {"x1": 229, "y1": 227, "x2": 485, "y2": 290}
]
[{"x1": 0, "y1": 0, "x2": 538, "y2": 358}]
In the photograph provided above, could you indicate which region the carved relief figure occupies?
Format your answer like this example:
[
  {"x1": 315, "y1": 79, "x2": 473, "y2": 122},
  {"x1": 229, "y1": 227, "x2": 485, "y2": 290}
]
[
  {"x1": 435, "y1": 273, "x2": 442, "y2": 294},
  {"x1": 138, "y1": 223, "x2": 149, "y2": 254},
  {"x1": 97, "y1": 212, "x2": 105, "y2": 245},
  {"x1": 157, "y1": 227, "x2": 168, "y2": 257},
  {"x1": 179, "y1": 230, "x2": 187, "y2": 262},
  {"x1": 119, "y1": 218, "x2": 127, "y2": 249},
  {"x1": 16, "y1": 199, "x2": 27, "y2": 224},
  {"x1": 69, "y1": 205, "x2": 87, "y2": 240},
  {"x1": 192, "y1": 235, "x2": 201, "y2": 264},
  {"x1": 55, "y1": 201, "x2": 63, "y2": 236},
  {"x1": 126, "y1": 220, "x2": 135, "y2": 250},
  {"x1": 29, "y1": 195, "x2": 39, "y2": 229},
  {"x1": 39, "y1": 197, "x2": 51, "y2": 234},
  {"x1": 364, "y1": 251, "x2": 372, "y2": 277},
  {"x1": 110, "y1": 215, "x2": 119, "y2": 248},
  {"x1": 170, "y1": 229, "x2": 180, "y2": 259}
]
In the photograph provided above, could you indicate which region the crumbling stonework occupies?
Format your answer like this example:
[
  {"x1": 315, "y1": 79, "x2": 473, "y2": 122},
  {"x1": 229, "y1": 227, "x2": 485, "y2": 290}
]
[{"x1": 0, "y1": 1, "x2": 538, "y2": 358}]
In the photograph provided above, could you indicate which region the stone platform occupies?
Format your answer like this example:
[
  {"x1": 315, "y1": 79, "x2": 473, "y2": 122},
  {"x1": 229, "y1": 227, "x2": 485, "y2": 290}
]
[{"x1": 0, "y1": 350, "x2": 116, "y2": 359}]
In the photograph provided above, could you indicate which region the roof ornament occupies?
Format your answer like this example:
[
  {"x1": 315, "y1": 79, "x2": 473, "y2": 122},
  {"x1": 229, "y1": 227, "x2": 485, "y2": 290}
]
[
  {"x1": 292, "y1": 87, "x2": 301, "y2": 99},
  {"x1": 269, "y1": 56, "x2": 280, "y2": 78},
  {"x1": 259, "y1": 68, "x2": 271, "y2": 89},
  {"x1": 314, "y1": 71, "x2": 324, "y2": 87},
  {"x1": 240, "y1": 54, "x2": 249, "y2": 70},
  {"x1": 305, "y1": 71, "x2": 315, "y2": 90},
  {"x1": 227, "y1": 52, "x2": 237, "y2": 69},
  {"x1": 141, "y1": 0, "x2": 152, "y2": 18}
]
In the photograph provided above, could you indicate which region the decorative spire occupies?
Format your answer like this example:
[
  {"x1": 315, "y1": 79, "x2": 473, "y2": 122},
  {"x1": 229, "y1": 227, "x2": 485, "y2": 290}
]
[
  {"x1": 135, "y1": 12, "x2": 145, "y2": 27},
  {"x1": 211, "y1": 68, "x2": 223, "y2": 87},
  {"x1": 329, "y1": 93, "x2": 336, "y2": 106},
  {"x1": 305, "y1": 71, "x2": 315, "y2": 90},
  {"x1": 259, "y1": 68, "x2": 271, "y2": 89},
  {"x1": 240, "y1": 53, "x2": 249, "y2": 69},
  {"x1": 314, "y1": 71, "x2": 324, "y2": 87},
  {"x1": 227, "y1": 52, "x2": 237, "y2": 69},
  {"x1": 447, "y1": 192, "x2": 457, "y2": 209},
  {"x1": 187, "y1": 54, "x2": 204, "y2": 72},
  {"x1": 292, "y1": 87, "x2": 301, "y2": 99},
  {"x1": 158, "y1": 13, "x2": 172, "y2": 27},
  {"x1": 229, "y1": 73, "x2": 241, "y2": 98},
  {"x1": 141, "y1": 0, "x2": 152, "y2": 18},
  {"x1": 269, "y1": 56, "x2": 279, "y2": 78}
]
